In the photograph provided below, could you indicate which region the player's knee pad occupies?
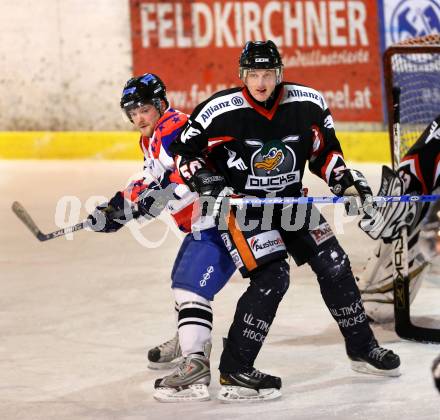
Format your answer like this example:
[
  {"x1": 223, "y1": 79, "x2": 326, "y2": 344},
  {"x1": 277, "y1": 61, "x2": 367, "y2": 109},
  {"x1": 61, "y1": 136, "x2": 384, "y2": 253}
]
[
  {"x1": 250, "y1": 259, "x2": 290, "y2": 300},
  {"x1": 310, "y1": 244, "x2": 352, "y2": 287}
]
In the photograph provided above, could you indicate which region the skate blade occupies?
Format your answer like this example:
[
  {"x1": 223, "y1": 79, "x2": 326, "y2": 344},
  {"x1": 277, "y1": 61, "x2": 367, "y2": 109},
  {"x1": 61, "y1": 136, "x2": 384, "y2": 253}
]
[
  {"x1": 153, "y1": 384, "x2": 210, "y2": 402},
  {"x1": 351, "y1": 361, "x2": 401, "y2": 377},
  {"x1": 148, "y1": 357, "x2": 183, "y2": 370},
  {"x1": 217, "y1": 385, "x2": 282, "y2": 403}
]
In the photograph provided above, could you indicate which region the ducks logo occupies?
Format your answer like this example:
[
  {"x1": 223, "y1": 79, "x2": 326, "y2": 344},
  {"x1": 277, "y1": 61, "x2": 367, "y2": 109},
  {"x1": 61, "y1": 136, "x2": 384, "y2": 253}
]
[
  {"x1": 254, "y1": 142, "x2": 286, "y2": 172},
  {"x1": 245, "y1": 136, "x2": 300, "y2": 192}
]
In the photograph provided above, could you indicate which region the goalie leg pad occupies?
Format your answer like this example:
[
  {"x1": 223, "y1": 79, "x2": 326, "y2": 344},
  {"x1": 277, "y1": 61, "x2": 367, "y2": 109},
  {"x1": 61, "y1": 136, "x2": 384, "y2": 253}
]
[{"x1": 357, "y1": 228, "x2": 430, "y2": 323}]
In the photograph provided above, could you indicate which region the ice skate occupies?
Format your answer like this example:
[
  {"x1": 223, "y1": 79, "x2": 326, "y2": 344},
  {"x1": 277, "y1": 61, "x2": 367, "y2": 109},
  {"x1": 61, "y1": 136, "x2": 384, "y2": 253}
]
[
  {"x1": 218, "y1": 368, "x2": 282, "y2": 403},
  {"x1": 148, "y1": 333, "x2": 182, "y2": 370},
  {"x1": 153, "y1": 353, "x2": 211, "y2": 402},
  {"x1": 347, "y1": 339, "x2": 401, "y2": 377},
  {"x1": 432, "y1": 354, "x2": 440, "y2": 393}
]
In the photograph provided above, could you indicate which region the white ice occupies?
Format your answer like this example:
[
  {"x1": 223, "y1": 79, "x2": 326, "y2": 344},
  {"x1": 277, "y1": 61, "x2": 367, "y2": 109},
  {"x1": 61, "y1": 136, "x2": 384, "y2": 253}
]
[{"x1": 1, "y1": 161, "x2": 439, "y2": 420}]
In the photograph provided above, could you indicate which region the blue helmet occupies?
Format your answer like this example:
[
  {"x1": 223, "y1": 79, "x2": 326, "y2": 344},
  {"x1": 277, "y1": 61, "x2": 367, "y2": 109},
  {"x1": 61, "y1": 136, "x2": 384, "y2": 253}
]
[{"x1": 120, "y1": 73, "x2": 168, "y2": 116}]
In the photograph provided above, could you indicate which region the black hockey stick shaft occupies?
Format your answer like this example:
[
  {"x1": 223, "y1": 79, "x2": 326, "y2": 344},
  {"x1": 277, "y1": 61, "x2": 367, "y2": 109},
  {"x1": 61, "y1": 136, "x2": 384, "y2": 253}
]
[
  {"x1": 392, "y1": 86, "x2": 401, "y2": 172},
  {"x1": 37, "y1": 222, "x2": 88, "y2": 241},
  {"x1": 393, "y1": 234, "x2": 440, "y2": 342},
  {"x1": 12, "y1": 201, "x2": 89, "y2": 241},
  {"x1": 391, "y1": 86, "x2": 440, "y2": 343}
]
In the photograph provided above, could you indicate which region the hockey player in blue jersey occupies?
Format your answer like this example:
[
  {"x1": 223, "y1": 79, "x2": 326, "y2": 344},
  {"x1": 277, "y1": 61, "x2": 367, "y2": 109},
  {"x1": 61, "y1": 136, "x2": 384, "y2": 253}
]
[{"x1": 88, "y1": 73, "x2": 236, "y2": 402}]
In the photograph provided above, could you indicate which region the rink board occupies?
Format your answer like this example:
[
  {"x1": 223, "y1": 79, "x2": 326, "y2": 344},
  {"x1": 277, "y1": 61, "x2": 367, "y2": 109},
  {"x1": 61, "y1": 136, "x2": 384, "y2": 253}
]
[{"x1": 0, "y1": 131, "x2": 390, "y2": 162}]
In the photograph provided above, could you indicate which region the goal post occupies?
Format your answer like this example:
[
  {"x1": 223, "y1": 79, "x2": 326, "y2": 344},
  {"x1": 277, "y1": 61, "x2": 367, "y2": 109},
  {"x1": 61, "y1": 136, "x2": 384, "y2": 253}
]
[
  {"x1": 383, "y1": 34, "x2": 440, "y2": 164},
  {"x1": 382, "y1": 34, "x2": 440, "y2": 343}
]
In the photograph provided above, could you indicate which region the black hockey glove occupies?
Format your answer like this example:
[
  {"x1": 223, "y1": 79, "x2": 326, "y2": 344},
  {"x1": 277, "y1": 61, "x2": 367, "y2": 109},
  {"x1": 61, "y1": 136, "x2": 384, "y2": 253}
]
[
  {"x1": 191, "y1": 168, "x2": 227, "y2": 197},
  {"x1": 178, "y1": 158, "x2": 230, "y2": 218},
  {"x1": 330, "y1": 168, "x2": 376, "y2": 217},
  {"x1": 178, "y1": 157, "x2": 226, "y2": 196},
  {"x1": 191, "y1": 168, "x2": 232, "y2": 220},
  {"x1": 88, "y1": 191, "x2": 135, "y2": 233},
  {"x1": 178, "y1": 158, "x2": 205, "y2": 191}
]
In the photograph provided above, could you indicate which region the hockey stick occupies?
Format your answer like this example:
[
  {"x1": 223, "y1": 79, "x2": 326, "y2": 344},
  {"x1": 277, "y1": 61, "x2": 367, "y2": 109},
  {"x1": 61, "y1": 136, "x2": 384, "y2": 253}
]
[
  {"x1": 210, "y1": 193, "x2": 440, "y2": 220},
  {"x1": 12, "y1": 185, "x2": 159, "y2": 243},
  {"x1": 391, "y1": 86, "x2": 440, "y2": 343},
  {"x1": 12, "y1": 201, "x2": 89, "y2": 241},
  {"x1": 228, "y1": 194, "x2": 440, "y2": 206},
  {"x1": 392, "y1": 232, "x2": 440, "y2": 342}
]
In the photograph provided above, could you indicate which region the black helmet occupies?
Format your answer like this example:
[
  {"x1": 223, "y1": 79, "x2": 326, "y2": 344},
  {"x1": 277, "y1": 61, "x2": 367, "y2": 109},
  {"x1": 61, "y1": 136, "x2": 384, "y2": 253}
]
[
  {"x1": 239, "y1": 40, "x2": 283, "y2": 84},
  {"x1": 120, "y1": 73, "x2": 168, "y2": 117}
]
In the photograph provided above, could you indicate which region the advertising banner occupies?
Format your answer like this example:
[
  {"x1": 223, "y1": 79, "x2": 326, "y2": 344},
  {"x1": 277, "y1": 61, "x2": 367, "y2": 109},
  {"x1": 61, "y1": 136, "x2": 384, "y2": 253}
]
[
  {"x1": 380, "y1": 0, "x2": 440, "y2": 49},
  {"x1": 130, "y1": 0, "x2": 383, "y2": 122},
  {"x1": 378, "y1": 0, "x2": 440, "y2": 124}
]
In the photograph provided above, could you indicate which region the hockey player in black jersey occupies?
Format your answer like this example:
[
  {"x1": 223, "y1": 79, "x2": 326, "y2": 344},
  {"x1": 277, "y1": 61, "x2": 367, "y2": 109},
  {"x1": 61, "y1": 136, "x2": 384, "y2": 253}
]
[
  {"x1": 358, "y1": 113, "x2": 440, "y2": 323},
  {"x1": 170, "y1": 40, "x2": 400, "y2": 402},
  {"x1": 356, "y1": 114, "x2": 440, "y2": 395}
]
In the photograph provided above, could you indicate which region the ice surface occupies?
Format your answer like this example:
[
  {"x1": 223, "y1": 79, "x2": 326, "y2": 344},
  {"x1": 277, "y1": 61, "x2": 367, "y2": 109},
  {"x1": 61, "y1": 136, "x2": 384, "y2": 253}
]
[{"x1": 0, "y1": 161, "x2": 439, "y2": 420}]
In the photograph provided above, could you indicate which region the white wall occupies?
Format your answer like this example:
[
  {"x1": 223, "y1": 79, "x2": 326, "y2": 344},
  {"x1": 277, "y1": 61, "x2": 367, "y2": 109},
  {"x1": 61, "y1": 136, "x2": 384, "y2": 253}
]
[{"x1": 0, "y1": 0, "x2": 133, "y2": 130}]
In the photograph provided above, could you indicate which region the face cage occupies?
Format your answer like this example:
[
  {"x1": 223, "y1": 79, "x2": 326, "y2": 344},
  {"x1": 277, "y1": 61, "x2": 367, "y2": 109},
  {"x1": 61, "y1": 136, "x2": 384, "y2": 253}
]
[
  {"x1": 239, "y1": 66, "x2": 283, "y2": 85},
  {"x1": 121, "y1": 98, "x2": 163, "y2": 122}
]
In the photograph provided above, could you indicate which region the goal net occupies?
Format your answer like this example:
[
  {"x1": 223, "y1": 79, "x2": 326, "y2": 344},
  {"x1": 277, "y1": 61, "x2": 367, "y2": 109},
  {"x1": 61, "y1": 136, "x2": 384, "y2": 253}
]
[{"x1": 383, "y1": 34, "x2": 440, "y2": 164}]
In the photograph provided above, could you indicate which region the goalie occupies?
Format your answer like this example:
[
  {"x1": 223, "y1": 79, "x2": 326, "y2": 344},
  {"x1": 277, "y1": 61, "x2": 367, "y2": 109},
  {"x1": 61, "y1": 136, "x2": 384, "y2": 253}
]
[{"x1": 357, "y1": 114, "x2": 440, "y2": 323}]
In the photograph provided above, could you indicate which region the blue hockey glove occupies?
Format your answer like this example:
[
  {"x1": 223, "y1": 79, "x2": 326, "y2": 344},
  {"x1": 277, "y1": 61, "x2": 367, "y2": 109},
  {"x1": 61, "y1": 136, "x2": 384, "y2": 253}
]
[{"x1": 88, "y1": 192, "x2": 135, "y2": 233}]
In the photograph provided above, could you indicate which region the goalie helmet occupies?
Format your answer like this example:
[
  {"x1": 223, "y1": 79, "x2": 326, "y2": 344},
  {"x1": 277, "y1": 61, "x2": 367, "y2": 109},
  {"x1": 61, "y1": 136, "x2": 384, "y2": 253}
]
[
  {"x1": 239, "y1": 40, "x2": 283, "y2": 84},
  {"x1": 120, "y1": 73, "x2": 168, "y2": 118}
]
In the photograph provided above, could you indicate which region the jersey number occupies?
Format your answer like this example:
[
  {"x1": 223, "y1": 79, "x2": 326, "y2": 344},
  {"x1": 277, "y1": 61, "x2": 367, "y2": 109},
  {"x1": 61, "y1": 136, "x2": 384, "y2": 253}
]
[{"x1": 180, "y1": 160, "x2": 203, "y2": 180}]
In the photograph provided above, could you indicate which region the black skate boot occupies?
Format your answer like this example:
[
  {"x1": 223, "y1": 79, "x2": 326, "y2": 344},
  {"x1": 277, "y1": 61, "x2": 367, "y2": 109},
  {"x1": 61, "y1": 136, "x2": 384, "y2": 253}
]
[
  {"x1": 347, "y1": 338, "x2": 401, "y2": 377},
  {"x1": 218, "y1": 368, "x2": 282, "y2": 402}
]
